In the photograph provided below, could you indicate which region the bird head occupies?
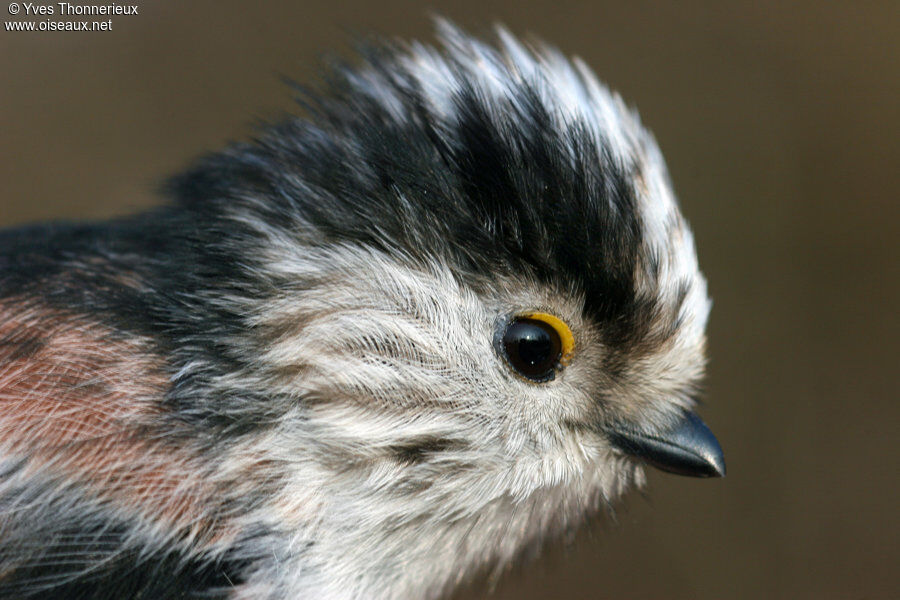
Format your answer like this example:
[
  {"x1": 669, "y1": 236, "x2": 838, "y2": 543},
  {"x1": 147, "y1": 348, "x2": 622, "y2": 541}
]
[{"x1": 155, "y1": 22, "x2": 725, "y2": 596}]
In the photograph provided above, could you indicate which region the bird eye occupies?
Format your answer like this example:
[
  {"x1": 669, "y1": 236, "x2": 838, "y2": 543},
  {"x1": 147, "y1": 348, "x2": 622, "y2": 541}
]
[{"x1": 499, "y1": 313, "x2": 575, "y2": 382}]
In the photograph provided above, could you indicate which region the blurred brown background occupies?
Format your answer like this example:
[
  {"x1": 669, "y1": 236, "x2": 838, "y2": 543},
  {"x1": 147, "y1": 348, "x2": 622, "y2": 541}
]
[{"x1": 2, "y1": 2, "x2": 897, "y2": 599}]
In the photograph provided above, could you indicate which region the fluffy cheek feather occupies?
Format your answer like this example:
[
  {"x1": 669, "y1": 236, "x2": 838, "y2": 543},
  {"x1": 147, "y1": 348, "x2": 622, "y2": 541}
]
[{"x1": 0, "y1": 298, "x2": 221, "y2": 545}]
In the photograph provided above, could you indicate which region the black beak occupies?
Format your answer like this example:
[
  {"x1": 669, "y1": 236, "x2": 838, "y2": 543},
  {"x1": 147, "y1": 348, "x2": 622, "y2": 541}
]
[{"x1": 605, "y1": 411, "x2": 726, "y2": 478}]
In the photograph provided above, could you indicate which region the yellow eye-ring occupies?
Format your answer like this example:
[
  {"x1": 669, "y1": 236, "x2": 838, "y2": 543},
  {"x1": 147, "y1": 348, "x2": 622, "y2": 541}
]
[
  {"x1": 521, "y1": 312, "x2": 575, "y2": 366},
  {"x1": 498, "y1": 312, "x2": 576, "y2": 382}
]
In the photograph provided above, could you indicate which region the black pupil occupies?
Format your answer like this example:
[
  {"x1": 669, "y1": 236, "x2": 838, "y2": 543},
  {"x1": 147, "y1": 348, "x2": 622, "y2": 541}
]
[{"x1": 502, "y1": 318, "x2": 562, "y2": 381}]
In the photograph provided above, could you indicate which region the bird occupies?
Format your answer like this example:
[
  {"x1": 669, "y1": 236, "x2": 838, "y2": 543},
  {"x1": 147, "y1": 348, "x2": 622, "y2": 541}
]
[{"x1": 0, "y1": 21, "x2": 724, "y2": 600}]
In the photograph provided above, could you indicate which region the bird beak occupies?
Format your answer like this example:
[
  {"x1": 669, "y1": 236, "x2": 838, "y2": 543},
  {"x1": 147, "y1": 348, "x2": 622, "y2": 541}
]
[{"x1": 605, "y1": 411, "x2": 726, "y2": 478}]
